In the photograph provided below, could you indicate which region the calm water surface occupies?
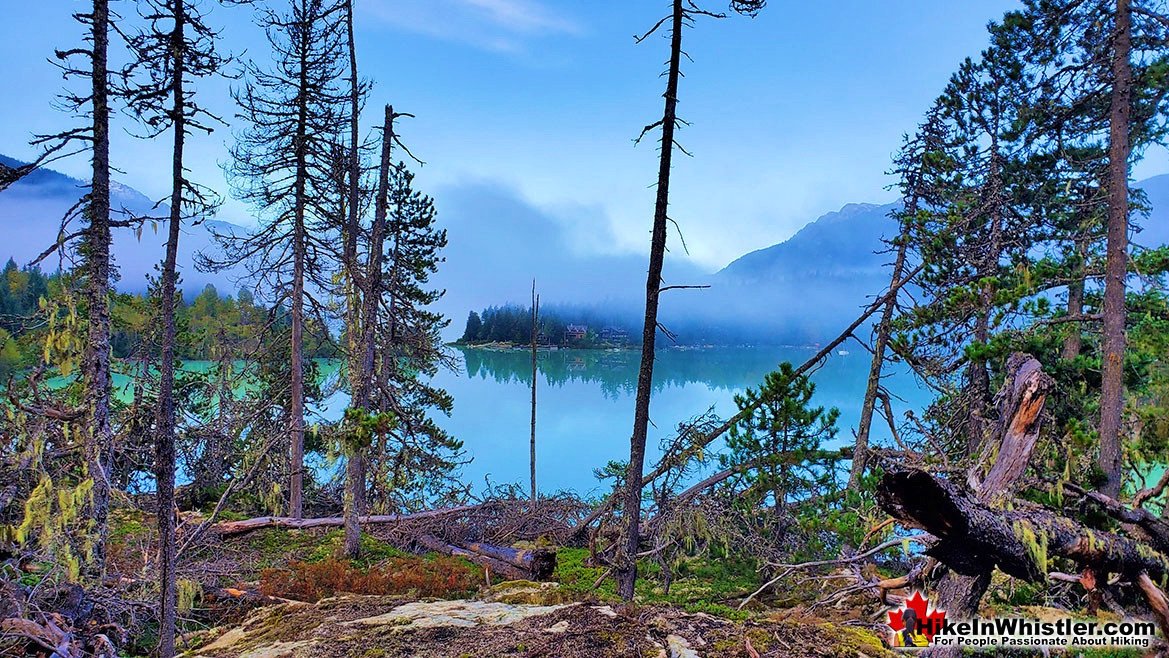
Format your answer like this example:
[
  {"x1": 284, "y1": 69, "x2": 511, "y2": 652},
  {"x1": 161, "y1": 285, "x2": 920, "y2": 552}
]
[
  {"x1": 400, "y1": 346, "x2": 928, "y2": 497},
  {"x1": 108, "y1": 347, "x2": 928, "y2": 495}
]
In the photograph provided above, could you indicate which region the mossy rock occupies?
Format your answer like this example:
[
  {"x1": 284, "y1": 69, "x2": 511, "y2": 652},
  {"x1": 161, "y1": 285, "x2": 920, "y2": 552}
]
[{"x1": 481, "y1": 580, "x2": 573, "y2": 605}]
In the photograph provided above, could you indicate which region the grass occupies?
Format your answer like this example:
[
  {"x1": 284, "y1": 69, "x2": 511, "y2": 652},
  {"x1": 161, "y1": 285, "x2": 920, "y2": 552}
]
[{"x1": 553, "y1": 547, "x2": 757, "y2": 619}]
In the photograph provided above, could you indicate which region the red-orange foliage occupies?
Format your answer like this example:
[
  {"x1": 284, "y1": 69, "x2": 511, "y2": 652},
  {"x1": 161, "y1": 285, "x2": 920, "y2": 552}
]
[{"x1": 260, "y1": 556, "x2": 480, "y2": 602}]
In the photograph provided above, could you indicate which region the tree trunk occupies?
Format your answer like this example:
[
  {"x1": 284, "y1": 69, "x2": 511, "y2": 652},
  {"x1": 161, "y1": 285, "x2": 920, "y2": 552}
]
[
  {"x1": 617, "y1": 0, "x2": 683, "y2": 602},
  {"x1": 288, "y1": 28, "x2": 311, "y2": 520},
  {"x1": 341, "y1": 0, "x2": 362, "y2": 400},
  {"x1": 850, "y1": 203, "x2": 914, "y2": 487},
  {"x1": 213, "y1": 504, "x2": 482, "y2": 536},
  {"x1": 416, "y1": 535, "x2": 531, "y2": 581},
  {"x1": 1061, "y1": 237, "x2": 1087, "y2": 360},
  {"x1": 154, "y1": 3, "x2": 186, "y2": 655},
  {"x1": 343, "y1": 105, "x2": 393, "y2": 559},
  {"x1": 464, "y1": 541, "x2": 556, "y2": 580},
  {"x1": 1099, "y1": 0, "x2": 1132, "y2": 499},
  {"x1": 880, "y1": 470, "x2": 1169, "y2": 587},
  {"x1": 964, "y1": 148, "x2": 1005, "y2": 454},
  {"x1": 530, "y1": 280, "x2": 538, "y2": 502},
  {"x1": 85, "y1": 0, "x2": 115, "y2": 580},
  {"x1": 343, "y1": 0, "x2": 365, "y2": 539},
  {"x1": 885, "y1": 353, "x2": 1052, "y2": 658}
]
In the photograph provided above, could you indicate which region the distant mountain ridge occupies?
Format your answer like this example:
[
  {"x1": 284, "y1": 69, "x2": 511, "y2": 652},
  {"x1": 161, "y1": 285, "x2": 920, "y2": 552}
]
[
  {"x1": 716, "y1": 201, "x2": 899, "y2": 284},
  {"x1": 4, "y1": 153, "x2": 1167, "y2": 344},
  {"x1": 717, "y1": 173, "x2": 1169, "y2": 287},
  {"x1": 0, "y1": 154, "x2": 247, "y2": 296}
]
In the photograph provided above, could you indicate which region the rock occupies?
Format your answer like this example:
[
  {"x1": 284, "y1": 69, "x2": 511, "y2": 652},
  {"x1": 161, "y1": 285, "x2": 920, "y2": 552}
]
[
  {"x1": 592, "y1": 605, "x2": 618, "y2": 617},
  {"x1": 188, "y1": 594, "x2": 899, "y2": 658},
  {"x1": 543, "y1": 620, "x2": 570, "y2": 633},
  {"x1": 666, "y1": 634, "x2": 700, "y2": 658},
  {"x1": 346, "y1": 599, "x2": 569, "y2": 630},
  {"x1": 480, "y1": 580, "x2": 571, "y2": 605}
]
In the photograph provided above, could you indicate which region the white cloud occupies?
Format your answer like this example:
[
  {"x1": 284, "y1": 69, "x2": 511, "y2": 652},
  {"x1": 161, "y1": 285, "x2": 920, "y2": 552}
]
[{"x1": 362, "y1": 0, "x2": 582, "y2": 53}]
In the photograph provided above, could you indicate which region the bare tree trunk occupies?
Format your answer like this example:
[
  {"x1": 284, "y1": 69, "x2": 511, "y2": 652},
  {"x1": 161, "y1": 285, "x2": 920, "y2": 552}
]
[
  {"x1": 288, "y1": 32, "x2": 311, "y2": 520},
  {"x1": 343, "y1": 105, "x2": 393, "y2": 559},
  {"x1": 617, "y1": 0, "x2": 683, "y2": 602},
  {"x1": 342, "y1": 0, "x2": 362, "y2": 395},
  {"x1": 339, "y1": 0, "x2": 365, "y2": 560},
  {"x1": 154, "y1": 3, "x2": 186, "y2": 654},
  {"x1": 85, "y1": 0, "x2": 115, "y2": 580},
  {"x1": 1099, "y1": 0, "x2": 1132, "y2": 499},
  {"x1": 1062, "y1": 237, "x2": 1087, "y2": 360},
  {"x1": 850, "y1": 204, "x2": 913, "y2": 487},
  {"x1": 530, "y1": 280, "x2": 538, "y2": 502}
]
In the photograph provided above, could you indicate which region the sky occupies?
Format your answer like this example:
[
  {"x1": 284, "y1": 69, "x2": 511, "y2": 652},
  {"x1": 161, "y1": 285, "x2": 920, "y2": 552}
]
[{"x1": 3, "y1": 0, "x2": 1167, "y2": 273}]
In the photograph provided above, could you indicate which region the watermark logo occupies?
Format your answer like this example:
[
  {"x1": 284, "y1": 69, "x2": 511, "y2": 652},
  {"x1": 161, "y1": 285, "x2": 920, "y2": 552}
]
[
  {"x1": 887, "y1": 591, "x2": 946, "y2": 648},
  {"x1": 885, "y1": 590, "x2": 1158, "y2": 651}
]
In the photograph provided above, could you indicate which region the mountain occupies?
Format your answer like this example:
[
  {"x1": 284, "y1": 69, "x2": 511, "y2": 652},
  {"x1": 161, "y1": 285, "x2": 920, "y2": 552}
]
[
  {"x1": 716, "y1": 201, "x2": 900, "y2": 285},
  {"x1": 0, "y1": 154, "x2": 247, "y2": 296},
  {"x1": 5, "y1": 152, "x2": 1166, "y2": 345},
  {"x1": 1136, "y1": 173, "x2": 1169, "y2": 249},
  {"x1": 718, "y1": 173, "x2": 1169, "y2": 287}
]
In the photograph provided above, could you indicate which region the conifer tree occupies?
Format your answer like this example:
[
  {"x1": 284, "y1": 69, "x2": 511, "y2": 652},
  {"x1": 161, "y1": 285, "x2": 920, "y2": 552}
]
[
  {"x1": 722, "y1": 363, "x2": 839, "y2": 515},
  {"x1": 29, "y1": 0, "x2": 120, "y2": 577},
  {"x1": 204, "y1": 0, "x2": 349, "y2": 518}
]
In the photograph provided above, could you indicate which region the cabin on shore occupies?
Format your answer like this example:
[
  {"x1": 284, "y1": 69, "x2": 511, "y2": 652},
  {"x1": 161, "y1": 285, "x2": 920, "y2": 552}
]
[{"x1": 564, "y1": 324, "x2": 588, "y2": 341}]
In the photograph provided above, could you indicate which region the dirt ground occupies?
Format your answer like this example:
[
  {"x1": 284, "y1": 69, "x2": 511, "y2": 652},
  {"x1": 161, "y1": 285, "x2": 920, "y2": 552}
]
[{"x1": 185, "y1": 594, "x2": 896, "y2": 658}]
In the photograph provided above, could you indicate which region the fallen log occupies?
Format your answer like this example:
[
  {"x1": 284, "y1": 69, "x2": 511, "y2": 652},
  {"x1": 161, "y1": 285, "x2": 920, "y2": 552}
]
[
  {"x1": 878, "y1": 469, "x2": 1169, "y2": 582},
  {"x1": 1064, "y1": 483, "x2": 1169, "y2": 554},
  {"x1": 415, "y1": 535, "x2": 530, "y2": 581},
  {"x1": 212, "y1": 505, "x2": 481, "y2": 537},
  {"x1": 880, "y1": 354, "x2": 1169, "y2": 656},
  {"x1": 463, "y1": 542, "x2": 557, "y2": 581}
]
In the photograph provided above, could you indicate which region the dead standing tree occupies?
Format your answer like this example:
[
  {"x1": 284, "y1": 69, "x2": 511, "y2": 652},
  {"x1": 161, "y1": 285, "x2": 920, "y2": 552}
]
[
  {"x1": 617, "y1": 0, "x2": 767, "y2": 602},
  {"x1": 120, "y1": 0, "x2": 233, "y2": 653},
  {"x1": 343, "y1": 104, "x2": 406, "y2": 559},
  {"x1": 849, "y1": 102, "x2": 950, "y2": 487},
  {"x1": 530, "y1": 279, "x2": 539, "y2": 502}
]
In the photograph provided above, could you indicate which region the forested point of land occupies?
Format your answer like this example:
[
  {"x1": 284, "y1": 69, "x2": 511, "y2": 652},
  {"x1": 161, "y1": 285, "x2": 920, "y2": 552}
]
[{"x1": 3, "y1": 1, "x2": 1169, "y2": 657}]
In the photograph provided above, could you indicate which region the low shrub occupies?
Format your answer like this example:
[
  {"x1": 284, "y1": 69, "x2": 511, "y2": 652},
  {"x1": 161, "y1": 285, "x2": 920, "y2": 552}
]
[{"x1": 260, "y1": 555, "x2": 479, "y2": 602}]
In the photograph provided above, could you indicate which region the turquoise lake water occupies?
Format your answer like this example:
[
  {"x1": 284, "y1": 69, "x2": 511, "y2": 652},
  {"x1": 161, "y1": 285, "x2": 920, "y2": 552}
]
[
  {"x1": 361, "y1": 346, "x2": 930, "y2": 497},
  {"x1": 99, "y1": 346, "x2": 929, "y2": 496}
]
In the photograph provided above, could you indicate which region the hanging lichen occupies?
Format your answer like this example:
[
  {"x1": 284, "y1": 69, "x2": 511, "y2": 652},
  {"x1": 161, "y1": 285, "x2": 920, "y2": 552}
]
[
  {"x1": 177, "y1": 578, "x2": 203, "y2": 614},
  {"x1": 1012, "y1": 520, "x2": 1049, "y2": 576}
]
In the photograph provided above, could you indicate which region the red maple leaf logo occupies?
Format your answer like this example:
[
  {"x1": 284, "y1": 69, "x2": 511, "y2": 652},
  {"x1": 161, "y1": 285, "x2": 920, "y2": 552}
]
[{"x1": 887, "y1": 591, "x2": 947, "y2": 642}]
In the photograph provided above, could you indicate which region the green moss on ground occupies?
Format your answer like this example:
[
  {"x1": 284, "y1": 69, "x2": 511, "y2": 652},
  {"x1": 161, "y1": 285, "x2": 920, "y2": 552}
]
[{"x1": 553, "y1": 547, "x2": 756, "y2": 619}]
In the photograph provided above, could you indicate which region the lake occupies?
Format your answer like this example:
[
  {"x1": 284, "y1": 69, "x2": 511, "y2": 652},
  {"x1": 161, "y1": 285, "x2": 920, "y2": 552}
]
[
  {"x1": 355, "y1": 346, "x2": 928, "y2": 497},
  {"x1": 104, "y1": 346, "x2": 928, "y2": 496}
]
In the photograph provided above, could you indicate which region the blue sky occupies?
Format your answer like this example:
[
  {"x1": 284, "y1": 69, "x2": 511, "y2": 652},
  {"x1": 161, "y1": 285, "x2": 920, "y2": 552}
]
[{"x1": 3, "y1": 0, "x2": 1167, "y2": 271}]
